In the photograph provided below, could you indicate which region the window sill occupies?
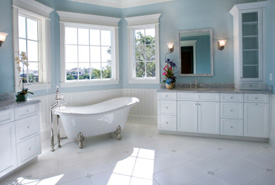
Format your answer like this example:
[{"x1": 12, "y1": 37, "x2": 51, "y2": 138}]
[
  {"x1": 60, "y1": 79, "x2": 119, "y2": 88},
  {"x1": 15, "y1": 83, "x2": 51, "y2": 92},
  {"x1": 129, "y1": 78, "x2": 160, "y2": 84}
]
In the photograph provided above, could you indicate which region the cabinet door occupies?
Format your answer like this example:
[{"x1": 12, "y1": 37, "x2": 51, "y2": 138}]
[
  {"x1": 178, "y1": 101, "x2": 197, "y2": 132},
  {"x1": 0, "y1": 122, "x2": 16, "y2": 177},
  {"x1": 198, "y1": 102, "x2": 220, "y2": 134},
  {"x1": 244, "y1": 103, "x2": 268, "y2": 138}
]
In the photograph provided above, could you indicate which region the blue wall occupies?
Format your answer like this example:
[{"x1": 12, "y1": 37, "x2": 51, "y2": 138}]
[{"x1": 1, "y1": 0, "x2": 273, "y2": 97}]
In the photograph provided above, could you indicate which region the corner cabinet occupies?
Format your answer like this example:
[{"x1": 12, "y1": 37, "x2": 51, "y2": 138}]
[
  {"x1": 230, "y1": 2, "x2": 267, "y2": 90},
  {"x1": 157, "y1": 91, "x2": 270, "y2": 140},
  {"x1": 0, "y1": 102, "x2": 41, "y2": 179}
]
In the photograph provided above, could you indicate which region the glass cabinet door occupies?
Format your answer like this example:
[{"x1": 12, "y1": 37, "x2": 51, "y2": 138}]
[{"x1": 242, "y1": 12, "x2": 259, "y2": 79}]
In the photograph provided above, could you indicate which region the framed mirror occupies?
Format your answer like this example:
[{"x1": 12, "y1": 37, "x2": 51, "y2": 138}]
[{"x1": 178, "y1": 29, "x2": 213, "y2": 76}]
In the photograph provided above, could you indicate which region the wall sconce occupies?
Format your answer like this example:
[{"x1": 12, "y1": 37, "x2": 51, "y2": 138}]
[
  {"x1": 217, "y1": 40, "x2": 227, "y2": 50},
  {"x1": 0, "y1": 32, "x2": 8, "y2": 47},
  {"x1": 167, "y1": 43, "x2": 174, "y2": 53}
]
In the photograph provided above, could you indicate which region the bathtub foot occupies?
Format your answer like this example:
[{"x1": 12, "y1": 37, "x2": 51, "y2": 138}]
[
  {"x1": 77, "y1": 132, "x2": 85, "y2": 149},
  {"x1": 114, "y1": 125, "x2": 122, "y2": 140}
]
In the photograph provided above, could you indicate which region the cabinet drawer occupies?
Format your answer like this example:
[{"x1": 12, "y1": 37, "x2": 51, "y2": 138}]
[
  {"x1": 15, "y1": 115, "x2": 40, "y2": 143},
  {"x1": 240, "y1": 83, "x2": 263, "y2": 90},
  {"x1": 177, "y1": 93, "x2": 197, "y2": 101},
  {"x1": 220, "y1": 93, "x2": 243, "y2": 102},
  {"x1": 158, "y1": 116, "x2": 176, "y2": 131},
  {"x1": 220, "y1": 119, "x2": 243, "y2": 136},
  {"x1": 220, "y1": 103, "x2": 243, "y2": 119},
  {"x1": 17, "y1": 135, "x2": 41, "y2": 165},
  {"x1": 0, "y1": 109, "x2": 14, "y2": 125},
  {"x1": 158, "y1": 101, "x2": 176, "y2": 115},
  {"x1": 158, "y1": 93, "x2": 176, "y2": 101},
  {"x1": 244, "y1": 94, "x2": 268, "y2": 103},
  {"x1": 15, "y1": 104, "x2": 39, "y2": 120},
  {"x1": 198, "y1": 93, "x2": 220, "y2": 101}
]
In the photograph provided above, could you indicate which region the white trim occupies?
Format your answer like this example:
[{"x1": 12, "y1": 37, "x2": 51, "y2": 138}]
[
  {"x1": 67, "y1": 0, "x2": 174, "y2": 9},
  {"x1": 60, "y1": 79, "x2": 119, "y2": 88},
  {"x1": 125, "y1": 14, "x2": 161, "y2": 26},
  {"x1": 230, "y1": 1, "x2": 267, "y2": 14},
  {"x1": 57, "y1": 11, "x2": 121, "y2": 27},
  {"x1": 13, "y1": 3, "x2": 52, "y2": 92},
  {"x1": 13, "y1": 0, "x2": 53, "y2": 18}
]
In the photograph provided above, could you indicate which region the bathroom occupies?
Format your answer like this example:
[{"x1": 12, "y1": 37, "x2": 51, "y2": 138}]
[{"x1": 0, "y1": 0, "x2": 275, "y2": 184}]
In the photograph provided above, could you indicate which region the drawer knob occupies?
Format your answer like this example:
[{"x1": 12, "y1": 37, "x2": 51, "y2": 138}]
[
  {"x1": 28, "y1": 147, "x2": 32, "y2": 151},
  {"x1": 26, "y1": 109, "x2": 29, "y2": 112},
  {"x1": 27, "y1": 126, "x2": 30, "y2": 129},
  {"x1": 166, "y1": 95, "x2": 168, "y2": 97},
  {"x1": 166, "y1": 107, "x2": 168, "y2": 109},
  {"x1": 230, "y1": 109, "x2": 233, "y2": 112},
  {"x1": 255, "y1": 97, "x2": 258, "y2": 100},
  {"x1": 166, "y1": 122, "x2": 168, "y2": 124},
  {"x1": 230, "y1": 126, "x2": 233, "y2": 129},
  {"x1": 230, "y1": 97, "x2": 233, "y2": 99}
]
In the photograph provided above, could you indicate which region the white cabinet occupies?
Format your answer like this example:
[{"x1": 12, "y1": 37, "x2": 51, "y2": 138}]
[
  {"x1": 158, "y1": 93, "x2": 177, "y2": 131},
  {"x1": 220, "y1": 93, "x2": 244, "y2": 136},
  {"x1": 157, "y1": 91, "x2": 269, "y2": 139},
  {"x1": 0, "y1": 101, "x2": 41, "y2": 178},
  {"x1": 230, "y1": 2, "x2": 267, "y2": 90},
  {"x1": 177, "y1": 93, "x2": 220, "y2": 134},
  {"x1": 244, "y1": 94, "x2": 269, "y2": 138},
  {"x1": 0, "y1": 110, "x2": 16, "y2": 177}
]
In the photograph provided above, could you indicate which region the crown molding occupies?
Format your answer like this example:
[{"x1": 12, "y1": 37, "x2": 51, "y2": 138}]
[
  {"x1": 67, "y1": 0, "x2": 174, "y2": 9},
  {"x1": 57, "y1": 11, "x2": 121, "y2": 26},
  {"x1": 125, "y1": 13, "x2": 161, "y2": 26},
  {"x1": 13, "y1": 0, "x2": 53, "y2": 18}
]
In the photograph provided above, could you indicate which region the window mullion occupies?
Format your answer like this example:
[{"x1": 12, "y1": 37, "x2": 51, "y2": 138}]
[
  {"x1": 25, "y1": 17, "x2": 29, "y2": 84},
  {"x1": 100, "y1": 30, "x2": 102, "y2": 79},
  {"x1": 77, "y1": 28, "x2": 79, "y2": 81},
  {"x1": 89, "y1": 29, "x2": 91, "y2": 80}
]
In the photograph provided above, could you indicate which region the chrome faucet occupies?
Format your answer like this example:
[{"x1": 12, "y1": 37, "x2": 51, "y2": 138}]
[
  {"x1": 194, "y1": 80, "x2": 198, "y2": 89},
  {"x1": 50, "y1": 86, "x2": 64, "y2": 152}
]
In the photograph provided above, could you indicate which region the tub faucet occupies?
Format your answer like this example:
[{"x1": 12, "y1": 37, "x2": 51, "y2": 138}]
[{"x1": 50, "y1": 86, "x2": 64, "y2": 152}]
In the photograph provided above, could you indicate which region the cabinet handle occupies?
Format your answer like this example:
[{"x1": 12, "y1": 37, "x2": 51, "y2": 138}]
[
  {"x1": 255, "y1": 103, "x2": 258, "y2": 106},
  {"x1": 166, "y1": 107, "x2": 168, "y2": 109},
  {"x1": 166, "y1": 95, "x2": 168, "y2": 97},
  {"x1": 230, "y1": 97, "x2": 233, "y2": 99},
  {"x1": 27, "y1": 126, "x2": 30, "y2": 129},
  {"x1": 166, "y1": 122, "x2": 168, "y2": 124},
  {"x1": 250, "y1": 85, "x2": 253, "y2": 87},
  {"x1": 28, "y1": 147, "x2": 32, "y2": 151},
  {"x1": 255, "y1": 97, "x2": 258, "y2": 100},
  {"x1": 230, "y1": 126, "x2": 233, "y2": 129},
  {"x1": 230, "y1": 109, "x2": 233, "y2": 112}
]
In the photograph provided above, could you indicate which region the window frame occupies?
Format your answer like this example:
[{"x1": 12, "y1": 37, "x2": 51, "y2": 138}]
[
  {"x1": 58, "y1": 11, "x2": 120, "y2": 88},
  {"x1": 13, "y1": 0, "x2": 53, "y2": 92},
  {"x1": 126, "y1": 14, "x2": 161, "y2": 84}
]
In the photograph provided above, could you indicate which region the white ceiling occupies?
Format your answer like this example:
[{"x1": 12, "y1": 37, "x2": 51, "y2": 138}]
[{"x1": 68, "y1": 0, "x2": 175, "y2": 9}]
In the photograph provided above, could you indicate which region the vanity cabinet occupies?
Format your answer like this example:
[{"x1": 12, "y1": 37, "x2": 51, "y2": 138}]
[
  {"x1": 157, "y1": 91, "x2": 269, "y2": 140},
  {"x1": 244, "y1": 94, "x2": 269, "y2": 138},
  {"x1": 230, "y1": 2, "x2": 267, "y2": 90},
  {"x1": 157, "y1": 93, "x2": 177, "y2": 131},
  {"x1": 0, "y1": 101, "x2": 41, "y2": 179},
  {"x1": 177, "y1": 93, "x2": 220, "y2": 134}
]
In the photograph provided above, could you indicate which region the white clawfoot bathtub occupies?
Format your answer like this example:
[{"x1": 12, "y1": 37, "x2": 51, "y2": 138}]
[{"x1": 53, "y1": 97, "x2": 139, "y2": 143}]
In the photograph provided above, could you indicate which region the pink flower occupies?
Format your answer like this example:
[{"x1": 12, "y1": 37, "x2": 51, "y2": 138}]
[
  {"x1": 169, "y1": 67, "x2": 172, "y2": 70},
  {"x1": 162, "y1": 72, "x2": 167, "y2": 76}
]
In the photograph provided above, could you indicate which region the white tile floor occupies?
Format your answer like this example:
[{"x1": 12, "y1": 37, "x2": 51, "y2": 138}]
[{"x1": 1, "y1": 116, "x2": 275, "y2": 185}]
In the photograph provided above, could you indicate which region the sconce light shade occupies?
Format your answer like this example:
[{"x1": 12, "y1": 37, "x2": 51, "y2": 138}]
[
  {"x1": 0, "y1": 32, "x2": 8, "y2": 47},
  {"x1": 218, "y1": 40, "x2": 227, "y2": 50},
  {"x1": 167, "y1": 43, "x2": 174, "y2": 52}
]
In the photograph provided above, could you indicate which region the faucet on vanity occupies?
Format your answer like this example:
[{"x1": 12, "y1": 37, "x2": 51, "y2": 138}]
[{"x1": 190, "y1": 79, "x2": 199, "y2": 89}]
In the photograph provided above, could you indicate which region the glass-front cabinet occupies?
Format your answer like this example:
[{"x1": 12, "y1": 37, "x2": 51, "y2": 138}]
[{"x1": 230, "y1": 2, "x2": 266, "y2": 90}]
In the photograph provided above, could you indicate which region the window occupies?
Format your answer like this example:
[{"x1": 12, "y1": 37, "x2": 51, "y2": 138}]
[
  {"x1": 13, "y1": 0, "x2": 53, "y2": 91},
  {"x1": 58, "y1": 11, "x2": 121, "y2": 87},
  {"x1": 18, "y1": 15, "x2": 40, "y2": 83},
  {"x1": 126, "y1": 14, "x2": 161, "y2": 84},
  {"x1": 65, "y1": 27, "x2": 112, "y2": 81}
]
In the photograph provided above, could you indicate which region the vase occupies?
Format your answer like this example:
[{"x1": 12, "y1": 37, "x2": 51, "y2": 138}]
[
  {"x1": 16, "y1": 94, "x2": 28, "y2": 102},
  {"x1": 166, "y1": 83, "x2": 175, "y2": 89}
]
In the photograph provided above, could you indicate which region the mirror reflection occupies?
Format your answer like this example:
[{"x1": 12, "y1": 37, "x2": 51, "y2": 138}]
[{"x1": 179, "y1": 29, "x2": 213, "y2": 76}]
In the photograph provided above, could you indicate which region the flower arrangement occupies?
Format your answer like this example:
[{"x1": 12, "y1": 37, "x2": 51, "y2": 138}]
[
  {"x1": 15, "y1": 51, "x2": 33, "y2": 101},
  {"x1": 162, "y1": 58, "x2": 176, "y2": 88}
]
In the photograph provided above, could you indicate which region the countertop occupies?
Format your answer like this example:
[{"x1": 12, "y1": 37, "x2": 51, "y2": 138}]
[
  {"x1": 157, "y1": 87, "x2": 272, "y2": 94},
  {"x1": 0, "y1": 99, "x2": 41, "y2": 111}
]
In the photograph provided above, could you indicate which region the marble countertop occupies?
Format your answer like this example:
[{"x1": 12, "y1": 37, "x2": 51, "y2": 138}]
[
  {"x1": 0, "y1": 99, "x2": 41, "y2": 111},
  {"x1": 157, "y1": 87, "x2": 272, "y2": 94}
]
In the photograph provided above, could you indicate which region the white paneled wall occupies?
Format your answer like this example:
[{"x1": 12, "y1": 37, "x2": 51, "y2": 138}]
[{"x1": 123, "y1": 89, "x2": 157, "y2": 117}]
